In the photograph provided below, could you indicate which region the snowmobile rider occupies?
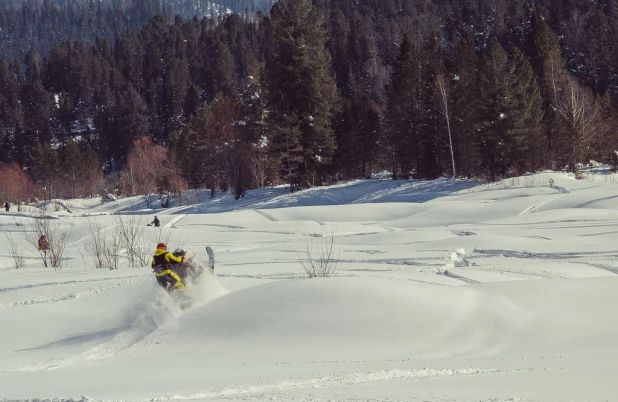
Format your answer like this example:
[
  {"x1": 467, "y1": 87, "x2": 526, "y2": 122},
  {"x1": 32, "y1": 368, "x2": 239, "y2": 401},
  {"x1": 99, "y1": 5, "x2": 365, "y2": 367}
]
[
  {"x1": 151, "y1": 242, "x2": 186, "y2": 290},
  {"x1": 150, "y1": 216, "x2": 160, "y2": 227}
]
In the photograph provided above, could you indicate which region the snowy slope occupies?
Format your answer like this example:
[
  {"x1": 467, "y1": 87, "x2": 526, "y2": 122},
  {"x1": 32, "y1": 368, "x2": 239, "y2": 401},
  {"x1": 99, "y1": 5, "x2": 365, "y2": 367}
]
[{"x1": 1, "y1": 170, "x2": 618, "y2": 401}]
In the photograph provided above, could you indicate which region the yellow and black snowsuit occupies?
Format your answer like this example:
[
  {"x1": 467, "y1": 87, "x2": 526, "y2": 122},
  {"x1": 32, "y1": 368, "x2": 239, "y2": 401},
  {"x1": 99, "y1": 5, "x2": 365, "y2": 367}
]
[{"x1": 151, "y1": 249, "x2": 185, "y2": 290}]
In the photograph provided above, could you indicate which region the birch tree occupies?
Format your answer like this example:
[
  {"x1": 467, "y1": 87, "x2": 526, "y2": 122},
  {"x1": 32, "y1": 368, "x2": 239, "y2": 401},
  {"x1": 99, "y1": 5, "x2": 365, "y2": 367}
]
[
  {"x1": 436, "y1": 74, "x2": 456, "y2": 179},
  {"x1": 557, "y1": 76, "x2": 600, "y2": 172}
]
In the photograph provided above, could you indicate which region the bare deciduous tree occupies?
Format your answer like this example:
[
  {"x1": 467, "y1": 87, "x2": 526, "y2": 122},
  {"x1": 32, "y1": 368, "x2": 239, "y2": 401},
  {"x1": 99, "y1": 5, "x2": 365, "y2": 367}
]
[
  {"x1": 115, "y1": 214, "x2": 150, "y2": 267},
  {"x1": 122, "y1": 137, "x2": 168, "y2": 206},
  {"x1": 0, "y1": 162, "x2": 35, "y2": 211},
  {"x1": 250, "y1": 139, "x2": 270, "y2": 188},
  {"x1": 153, "y1": 226, "x2": 191, "y2": 253},
  {"x1": 79, "y1": 217, "x2": 122, "y2": 269},
  {"x1": 167, "y1": 164, "x2": 189, "y2": 206},
  {"x1": 436, "y1": 74, "x2": 457, "y2": 179},
  {"x1": 80, "y1": 218, "x2": 107, "y2": 269},
  {"x1": 557, "y1": 76, "x2": 600, "y2": 172},
  {"x1": 80, "y1": 213, "x2": 193, "y2": 270}
]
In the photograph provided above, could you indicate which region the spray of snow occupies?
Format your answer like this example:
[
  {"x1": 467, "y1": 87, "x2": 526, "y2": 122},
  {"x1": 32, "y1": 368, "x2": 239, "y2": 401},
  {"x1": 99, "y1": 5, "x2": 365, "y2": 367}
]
[{"x1": 443, "y1": 248, "x2": 471, "y2": 272}]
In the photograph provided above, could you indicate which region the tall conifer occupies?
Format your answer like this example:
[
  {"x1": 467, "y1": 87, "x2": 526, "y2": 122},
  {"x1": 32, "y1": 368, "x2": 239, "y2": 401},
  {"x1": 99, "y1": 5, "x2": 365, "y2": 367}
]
[{"x1": 265, "y1": 0, "x2": 339, "y2": 187}]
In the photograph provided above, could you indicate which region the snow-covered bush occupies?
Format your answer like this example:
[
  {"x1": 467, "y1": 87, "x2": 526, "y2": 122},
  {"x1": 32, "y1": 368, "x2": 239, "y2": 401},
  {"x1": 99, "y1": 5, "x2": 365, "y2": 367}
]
[{"x1": 370, "y1": 170, "x2": 393, "y2": 180}]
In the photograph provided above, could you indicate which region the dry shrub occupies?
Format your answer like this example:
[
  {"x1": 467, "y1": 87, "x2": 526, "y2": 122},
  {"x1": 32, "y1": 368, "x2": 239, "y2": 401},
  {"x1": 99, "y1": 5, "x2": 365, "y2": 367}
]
[
  {"x1": 22, "y1": 211, "x2": 73, "y2": 270},
  {"x1": 5, "y1": 233, "x2": 25, "y2": 269},
  {"x1": 298, "y1": 234, "x2": 340, "y2": 278}
]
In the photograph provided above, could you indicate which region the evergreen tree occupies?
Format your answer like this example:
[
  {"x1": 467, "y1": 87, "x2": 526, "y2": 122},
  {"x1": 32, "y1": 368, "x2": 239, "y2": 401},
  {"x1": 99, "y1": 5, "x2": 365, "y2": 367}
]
[
  {"x1": 385, "y1": 35, "x2": 420, "y2": 178},
  {"x1": 418, "y1": 34, "x2": 443, "y2": 179},
  {"x1": 82, "y1": 144, "x2": 103, "y2": 198},
  {"x1": 61, "y1": 139, "x2": 84, "y2": 199},
  {"x1": 448, "y1": 33, "x2": 478, "y2": 178},
  {"x1": 171, "y1": 110, "x2": 213, "y2": 189},
  {"x1": 210, "y1": 40, "x2": 238, "y2": 99},
  {"x1": 32, "y1": 142, "x2": 61, "y2": 200},
  {"x1": 525, "y1": 11, "x2": 569, "y2": 168},
  {"x1": 239, "y1": 61, "x2": 274, "y2": 187},
  {"x1": 0, "y1": 60, "x2": 23, "y2": 164},
  {"x1": 474, "y1": 38, "x2": 515, "y2": 180},
  {"x1": 507, "y1": 48, "x2": 544, "y2": 174},
  {"x1": 163, "y1": 39, "x2": 191, "y2": 137},
  {"x1": 19, "y1": 51, "x2": 52, "y2": 169},
  {"x1": 265, "y1": 0, "x2": 339, "y2": 188},
  {"x1": 339, "y1": 91, "x2": 381, "y2": 178}
]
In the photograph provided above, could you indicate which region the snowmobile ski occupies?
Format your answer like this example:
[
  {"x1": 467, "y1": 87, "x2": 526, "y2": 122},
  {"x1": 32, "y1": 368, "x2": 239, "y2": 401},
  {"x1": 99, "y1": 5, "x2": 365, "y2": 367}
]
[{"x1": 206, "y1": 246, "x2": 215, "y2": 271}]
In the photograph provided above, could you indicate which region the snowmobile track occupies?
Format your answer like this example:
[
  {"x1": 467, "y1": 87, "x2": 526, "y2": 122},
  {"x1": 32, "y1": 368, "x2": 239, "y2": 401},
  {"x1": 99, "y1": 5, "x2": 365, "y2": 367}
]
[
  {"x1": 0, "y1": 276, "x2": 141, "y2": 294},
  {"x1": 0, "y1": 278, "x2": 143, "y2": 310},
  {"x1": 441, "y1": 270, "x2": 480, "y2": 284},
  {"x1": 140, "y1": 367, "x2": 541, "y2": 401},
  {"x1": 254, "y1": 209, "x2": 278, "y2": 221},
  {"x1": 574, "y1": 194, "x2": 618, "y2": 208}
]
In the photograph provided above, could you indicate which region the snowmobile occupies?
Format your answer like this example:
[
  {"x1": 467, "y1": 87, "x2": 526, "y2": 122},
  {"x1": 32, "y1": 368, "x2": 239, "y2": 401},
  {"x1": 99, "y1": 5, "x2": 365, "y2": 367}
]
[{"x1": 155, "y1": 246, "x2": 215, "y2": 293}]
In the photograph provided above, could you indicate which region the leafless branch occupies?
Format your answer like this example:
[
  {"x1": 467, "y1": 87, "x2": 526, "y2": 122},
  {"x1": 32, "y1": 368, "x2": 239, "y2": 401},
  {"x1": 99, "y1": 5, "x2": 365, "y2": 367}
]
[
  {"x1": 5, "y1": 233, "x2": 25, "y2": 269},
  {"x1": 436, "y1": 73, "x2": 457, "y2": 179},
  {"x1": 115, "y1": 214, "x2": 150, "y2": 267},
  {"x1": 21, "y1": 211, "x2": 73, "y2": 269},
  {"x1": 298, "y1": 234, "x2": 340, "y2": 278}
]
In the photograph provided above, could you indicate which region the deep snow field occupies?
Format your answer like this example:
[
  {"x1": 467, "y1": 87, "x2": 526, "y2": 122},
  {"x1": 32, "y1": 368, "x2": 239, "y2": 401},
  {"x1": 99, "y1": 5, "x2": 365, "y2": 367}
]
[{"x1": 1, "y1": 169, "x2": 618, "y2": 402}]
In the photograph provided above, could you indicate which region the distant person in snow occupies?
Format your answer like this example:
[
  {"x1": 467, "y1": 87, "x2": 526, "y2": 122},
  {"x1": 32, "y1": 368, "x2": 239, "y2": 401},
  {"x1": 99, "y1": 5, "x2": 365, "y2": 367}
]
[
  {"x1": 150, "y1": 216, "x2": 160, "y2": 227},
  {"x1": 151, "y1": 242, "x2": 185, "y2": 291},
  {"x1": 38, "y1": 235, "x2": 49, "y2": 251},
  {"x1": 38, "y1": 235, "x2": 50, "y2": 267},
  {"x1": 4, "y1": 201, "x2": 9, "y2": 212}
]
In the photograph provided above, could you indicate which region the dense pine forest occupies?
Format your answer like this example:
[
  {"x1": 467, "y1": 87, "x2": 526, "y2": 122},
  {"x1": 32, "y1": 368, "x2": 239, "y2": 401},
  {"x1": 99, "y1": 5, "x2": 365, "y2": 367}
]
[
  {"x1": 0, "y1": 0, "x2": 276, "y2": 60},
  {"x1": 2, "y1": 0, "x2": 618, "y2": 204}
]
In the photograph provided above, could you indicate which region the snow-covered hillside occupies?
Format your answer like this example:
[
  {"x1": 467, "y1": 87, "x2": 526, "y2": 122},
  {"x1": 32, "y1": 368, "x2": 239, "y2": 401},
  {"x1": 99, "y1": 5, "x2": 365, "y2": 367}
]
[{"x1": 1, "y1": 169, "x2": 618, "y2": 401}]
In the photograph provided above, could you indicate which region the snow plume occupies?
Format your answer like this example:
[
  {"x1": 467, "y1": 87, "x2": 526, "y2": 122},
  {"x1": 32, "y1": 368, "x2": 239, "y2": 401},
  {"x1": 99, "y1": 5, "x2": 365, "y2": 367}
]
[
  {"x1": 123, "y1": 283, "x2": 184, "y2": 334},
  {"x1": 49, "y1": 283, "x2": 184, "y2": 369},
  {"x1": 17, "y1": 273, "x2": 227, "y2": 372},
  {"x1": 110, "y1": 268, "x2": 230, "y2": 351},
  {"x1": 120, "y1": 257, "x2": 229, "y2": 342},
  {"x1": 6, "y1": 281, "x2": 186, "y2": 372},
  {"x1": 444, "y1": 248, "x2": 471, "y2": 270},
  {"x1": 180, "y1": 268, "x2": 229, "y2": 307}
]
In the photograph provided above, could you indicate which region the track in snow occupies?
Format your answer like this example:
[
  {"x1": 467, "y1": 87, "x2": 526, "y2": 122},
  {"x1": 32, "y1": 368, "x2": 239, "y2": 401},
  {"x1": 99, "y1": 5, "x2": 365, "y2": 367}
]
[
  {"x1": 254, "y1": 209, "x2": 278, "y2": 221},
  {"x1": 0, "y1": 278, "x2": 144, "y2": 310},
  {"x1": 144, "y1": 367, "x2": 542, "y2": 401},
  {"x1": 0, "y1": 276, "x2": 142, "y2": 294}
]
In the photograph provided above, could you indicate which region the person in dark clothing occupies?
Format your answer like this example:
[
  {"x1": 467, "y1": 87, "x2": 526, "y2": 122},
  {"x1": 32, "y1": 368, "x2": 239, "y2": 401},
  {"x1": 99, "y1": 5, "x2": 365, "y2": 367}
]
[
  {"x1": 4, "y1": 201, "x2": 9, "y2": 212},
  {"x1": 38, "y1": 235, "x2": 50, "y2": 267},
  {"x1": 150, "y1": 216, "x2": 160, "y2": 227},
  {"x1": 38, "y1": 235, "x2": 49, "y2": 251},
  {"x1": 151, "y1": 242, "x2": 185, "y2": 291}
]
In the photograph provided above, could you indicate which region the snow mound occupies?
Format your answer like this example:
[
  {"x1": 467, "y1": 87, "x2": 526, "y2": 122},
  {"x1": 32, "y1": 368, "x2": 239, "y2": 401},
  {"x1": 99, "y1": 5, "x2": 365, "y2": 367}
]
[{"x1": 140, "y1": 277, "x2": 531, "y2": 362}]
